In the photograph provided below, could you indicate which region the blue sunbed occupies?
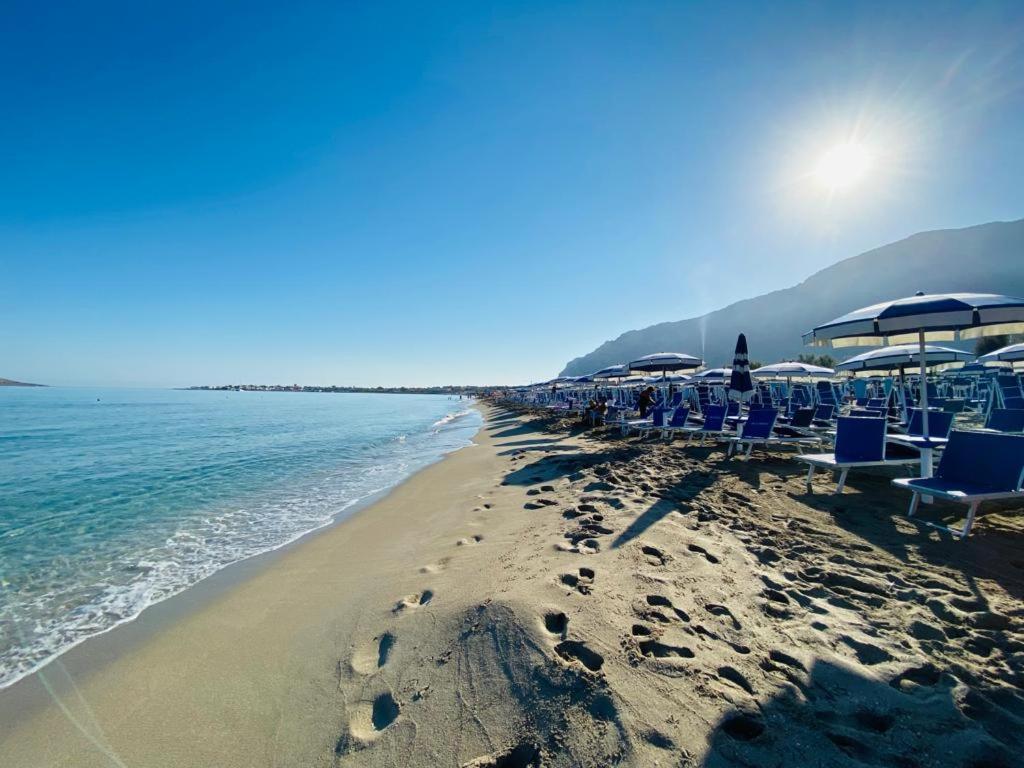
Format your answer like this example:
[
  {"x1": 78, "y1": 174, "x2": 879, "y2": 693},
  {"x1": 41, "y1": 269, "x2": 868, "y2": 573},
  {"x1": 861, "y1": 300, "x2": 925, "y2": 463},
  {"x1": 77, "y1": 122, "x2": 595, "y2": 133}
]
[
  {"x1": 986, "y1": 408, "x2": 1024, "y2": 433},
  {"x1": 797, "y1": 416, "x2": 920, "y2": 494},
  {"x1": 728, "y1": 408, "x2": 822, "y2": 458},
  {"x1": 892, "y1": 430, "x2": 1024, "y2": 538}
]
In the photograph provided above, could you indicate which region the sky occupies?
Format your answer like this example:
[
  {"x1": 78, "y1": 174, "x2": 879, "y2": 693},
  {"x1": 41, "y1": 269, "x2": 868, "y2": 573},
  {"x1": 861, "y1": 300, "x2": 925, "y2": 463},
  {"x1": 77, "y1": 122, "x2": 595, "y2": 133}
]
[{"x1": 2, "y1": 1, "x2": 1023, "y2": 387}]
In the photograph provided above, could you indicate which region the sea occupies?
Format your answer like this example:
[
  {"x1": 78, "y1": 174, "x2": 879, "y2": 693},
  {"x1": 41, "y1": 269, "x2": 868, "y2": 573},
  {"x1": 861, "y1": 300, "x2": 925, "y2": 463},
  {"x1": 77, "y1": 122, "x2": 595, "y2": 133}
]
[{"x1": 0, "y1": 387, "x2": 482, "y2": 690}]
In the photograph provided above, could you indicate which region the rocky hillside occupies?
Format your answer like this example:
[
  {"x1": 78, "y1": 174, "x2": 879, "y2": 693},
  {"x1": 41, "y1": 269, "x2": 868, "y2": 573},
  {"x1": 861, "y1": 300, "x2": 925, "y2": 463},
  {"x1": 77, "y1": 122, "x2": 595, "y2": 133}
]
[{"x1": 560, "y1": 218, "x2": 1024, "y2": 375}]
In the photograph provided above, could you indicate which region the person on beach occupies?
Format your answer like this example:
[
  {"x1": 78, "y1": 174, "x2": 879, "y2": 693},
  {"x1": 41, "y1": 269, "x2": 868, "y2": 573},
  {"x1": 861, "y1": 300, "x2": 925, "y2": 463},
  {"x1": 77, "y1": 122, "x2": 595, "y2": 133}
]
[{"x1": 638, "y1": 386, "x2": 657, "y2": 418}]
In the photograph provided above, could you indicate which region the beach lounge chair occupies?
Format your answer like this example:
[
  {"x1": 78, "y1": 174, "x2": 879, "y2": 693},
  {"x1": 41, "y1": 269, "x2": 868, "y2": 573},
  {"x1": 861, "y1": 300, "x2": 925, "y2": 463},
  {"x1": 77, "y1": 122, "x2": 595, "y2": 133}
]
[
  {"x1": 892, "y1": 430, "x2": 1024, "y2": 538},
  {"x1": 812, "y1": 403, "x2": 835, "y2": 423},
  {"x1": 678, "y1": 404, "x2": 730, "y2": 445},
  {"x1": 797, "y1": 416, "x2": 921, "y2": 494},
  {"x1": 986, "y1": 408, "x2": 1024, "y2": 433},
  {"x1": 777, "y1": 406, "x2": 814, "y2": 431},
  {"x1": 655, "y1": 407, "x2": 692, "y2": 440},
  {"x1": 728, "y1": 408, "x2": 823, "y2": 458}
]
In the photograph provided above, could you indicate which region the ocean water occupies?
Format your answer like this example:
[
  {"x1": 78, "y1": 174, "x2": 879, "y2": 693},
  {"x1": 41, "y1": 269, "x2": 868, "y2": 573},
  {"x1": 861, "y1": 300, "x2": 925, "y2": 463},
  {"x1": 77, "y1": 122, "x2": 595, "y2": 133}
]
[{"x1": 0, "y1": 387, "x2": 481, "y2": 689}]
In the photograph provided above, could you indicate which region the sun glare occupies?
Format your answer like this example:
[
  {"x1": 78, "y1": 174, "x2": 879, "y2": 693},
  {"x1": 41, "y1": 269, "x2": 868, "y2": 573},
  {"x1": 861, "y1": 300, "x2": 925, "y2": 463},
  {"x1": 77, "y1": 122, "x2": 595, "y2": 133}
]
[{"x1": 813, "y1": 142, "x2": 872, "y2": 191}]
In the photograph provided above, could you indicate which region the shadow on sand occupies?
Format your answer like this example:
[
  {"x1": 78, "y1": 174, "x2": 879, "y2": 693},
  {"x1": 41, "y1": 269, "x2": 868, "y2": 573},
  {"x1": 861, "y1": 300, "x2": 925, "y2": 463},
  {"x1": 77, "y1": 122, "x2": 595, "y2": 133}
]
[{"x1": 702, "y1": 657, "x2": 1020, "y2": 768}]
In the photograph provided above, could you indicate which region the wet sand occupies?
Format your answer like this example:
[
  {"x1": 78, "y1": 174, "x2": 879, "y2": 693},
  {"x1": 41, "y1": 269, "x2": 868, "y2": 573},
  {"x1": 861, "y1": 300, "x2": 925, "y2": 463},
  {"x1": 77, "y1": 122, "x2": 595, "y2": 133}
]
[{"x1": 2, "y1": 403, "x2": 1023, "y2": 767}]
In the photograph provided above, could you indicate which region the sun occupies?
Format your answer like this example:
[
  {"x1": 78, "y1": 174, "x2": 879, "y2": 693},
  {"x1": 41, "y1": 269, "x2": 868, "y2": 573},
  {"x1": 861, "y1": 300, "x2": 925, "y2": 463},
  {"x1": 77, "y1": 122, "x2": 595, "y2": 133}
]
[{"x1": 813, "y1": 142, "x2": 872, "y2": 191}]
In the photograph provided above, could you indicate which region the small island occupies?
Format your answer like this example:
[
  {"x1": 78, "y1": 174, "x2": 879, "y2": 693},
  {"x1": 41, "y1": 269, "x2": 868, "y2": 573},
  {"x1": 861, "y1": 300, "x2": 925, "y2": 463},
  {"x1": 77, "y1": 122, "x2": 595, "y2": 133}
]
[{"x1": 0, "y1": 377, "x2": 45, "y2": 387}]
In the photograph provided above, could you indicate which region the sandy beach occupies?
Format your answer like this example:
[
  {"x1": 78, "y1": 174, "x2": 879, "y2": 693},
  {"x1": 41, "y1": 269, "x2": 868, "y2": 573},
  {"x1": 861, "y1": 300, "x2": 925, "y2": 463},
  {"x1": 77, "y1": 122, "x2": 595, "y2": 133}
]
[{"x1": 2, "y1": 402, "x2": 1023, "y2": 767}]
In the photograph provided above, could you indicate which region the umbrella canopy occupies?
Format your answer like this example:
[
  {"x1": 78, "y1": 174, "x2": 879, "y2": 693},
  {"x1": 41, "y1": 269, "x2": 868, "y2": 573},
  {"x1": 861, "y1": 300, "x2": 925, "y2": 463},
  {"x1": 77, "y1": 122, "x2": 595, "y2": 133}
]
[
  {"x1": 803, "y1": 292, "x2": 1024, "y2": 348},
  {"x1": 728, "y1": 334, "x2": 754, "y2": 401},
  {"x1": 693, "y1": 367, "x2": 732, "y2": 380},
  {"x1": 591, "y1": 364, "x2": 629, "y2": 380},
  {"x1": 628, "y1": 352, "x2": 703, "y2": 374},
  {"x1": 806, "y1": 291, "x2": 1024, "y2": 458},
  {"x1": 979, "y1": 342, "x2": 1024, "y2": 363},
  {"x1": 945, "y1": 362, "x2": 1004, "y2": 376},
  {"x1": 650, "y1": 374, "x2": 691, "y2": 384},
  {"x1": 835, "y1": 344, "x2": 973, "y2": 372},
  {"x1": 752, "y1": 361, "x2": 835, "y2": 378}
]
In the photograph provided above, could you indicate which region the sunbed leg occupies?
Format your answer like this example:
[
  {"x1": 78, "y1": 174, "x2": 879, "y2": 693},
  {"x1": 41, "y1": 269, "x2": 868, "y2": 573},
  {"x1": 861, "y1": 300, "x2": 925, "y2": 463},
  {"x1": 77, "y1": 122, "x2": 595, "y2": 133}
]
[
  {"x1": 834, "y1": 468, "x2": 849, "y2": 495},
  {"x1": 907, "y1": 492, "x2": 921, "y2": 518},
  {"x1": 960, "y1": 501, "x2": 980, "y2": 539},
  {"x1": 805, "y1": 464, "x2": 815, "y2": 492},
  {"x1": 746, "y1": 443, "x2": 754, "y2": 459},
  {"x1": 727, "y1": 441, "x2": 734, "y2": 457}
]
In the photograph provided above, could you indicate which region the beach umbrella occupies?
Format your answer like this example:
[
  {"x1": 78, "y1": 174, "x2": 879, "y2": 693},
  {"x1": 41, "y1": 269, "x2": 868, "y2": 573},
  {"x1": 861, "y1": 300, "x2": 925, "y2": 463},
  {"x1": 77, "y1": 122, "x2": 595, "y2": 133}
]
[
  {"x1": 628, "y1": 352, "x2": 703, "y2": 375},
  {"x1": 805, "y1": 291, "x2": 1024, "y2": 475},
  {"x1": 693, "y1": 367, "x2": 732, "y2": 381},
  {"x1": 752, "y1": 361, "x2": 835, "y2": 378},
  {"x1": 945, "y1": 362, "x2": 1004, "y2": 376},
  {"x1": 591, "y1": 364, "x2": 629, "y2": 380},
  {"x1": 979, "y1": 342, "x2": 1024, "y2": 364},
  {"x1": 651, "y1": 374, "x2": 691, "y2": 383},
  {"x1": 728, "y1": 334, "x2": 754, "y2": 402},
  {"x1": 835, "y1": 344, "x2": 973, "y2": 373}
]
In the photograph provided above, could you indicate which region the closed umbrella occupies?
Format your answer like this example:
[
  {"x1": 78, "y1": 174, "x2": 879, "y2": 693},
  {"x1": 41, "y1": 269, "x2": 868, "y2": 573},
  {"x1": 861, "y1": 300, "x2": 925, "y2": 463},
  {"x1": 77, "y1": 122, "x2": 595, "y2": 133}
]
[
  {"x1": 805, "y1": 291, "x2": 1024, "y2": 478},
  {"x1": 728, "y1": 334, "x2": 754, "y2": 402}
]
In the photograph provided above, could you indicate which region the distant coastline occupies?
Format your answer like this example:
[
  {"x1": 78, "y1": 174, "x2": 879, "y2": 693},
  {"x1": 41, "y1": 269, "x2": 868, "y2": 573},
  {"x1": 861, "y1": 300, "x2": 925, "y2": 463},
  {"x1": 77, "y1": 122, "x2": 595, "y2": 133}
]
[
  {"x1": 0, "y1": 378, "x2": 45, "y2": 387},
  {"x1": 186, "y1": 384, "x2": 486, "y2": 395}
]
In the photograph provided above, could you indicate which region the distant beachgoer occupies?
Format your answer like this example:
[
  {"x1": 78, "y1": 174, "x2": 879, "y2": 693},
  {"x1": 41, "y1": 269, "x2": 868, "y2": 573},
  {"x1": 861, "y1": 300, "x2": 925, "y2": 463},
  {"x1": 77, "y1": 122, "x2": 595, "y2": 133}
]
[{"x1": 638, "y1": 386, "x2": 656, "y2": 418}]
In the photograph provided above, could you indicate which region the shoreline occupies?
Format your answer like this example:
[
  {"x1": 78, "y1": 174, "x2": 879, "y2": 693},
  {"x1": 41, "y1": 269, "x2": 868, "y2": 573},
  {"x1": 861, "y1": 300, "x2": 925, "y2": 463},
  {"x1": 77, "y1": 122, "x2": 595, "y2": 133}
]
[
  {"x1": 0, "y1": 403, "x2": 483, "y2": 714},
  {"x1": 3, "y1": 403, "x2": 1021, "y2": 767}
]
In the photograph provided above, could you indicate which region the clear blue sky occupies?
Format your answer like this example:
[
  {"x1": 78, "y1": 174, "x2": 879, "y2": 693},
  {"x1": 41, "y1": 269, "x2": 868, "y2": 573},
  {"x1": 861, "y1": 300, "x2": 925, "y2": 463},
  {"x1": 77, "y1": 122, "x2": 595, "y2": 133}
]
[{"x1": 2, "y1": 1, "x2": 1022, "y2": 387}]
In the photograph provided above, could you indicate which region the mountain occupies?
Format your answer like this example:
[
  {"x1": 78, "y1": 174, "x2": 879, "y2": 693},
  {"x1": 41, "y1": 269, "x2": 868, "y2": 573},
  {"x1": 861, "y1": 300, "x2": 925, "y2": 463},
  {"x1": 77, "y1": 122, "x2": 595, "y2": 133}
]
[
  {"x1": 0, "y1": 378, "x2": 45, "y2": 387},
  {"x1": 560, "y1": 218, "x2": 1024, "y2": 376}
]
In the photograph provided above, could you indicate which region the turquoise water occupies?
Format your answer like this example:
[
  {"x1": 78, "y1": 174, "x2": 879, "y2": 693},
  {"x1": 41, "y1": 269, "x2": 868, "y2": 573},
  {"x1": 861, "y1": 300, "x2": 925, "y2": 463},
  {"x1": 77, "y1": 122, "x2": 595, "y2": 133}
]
[{"x1": 0, "y1": 388, "x2": 481, "y2": 689}]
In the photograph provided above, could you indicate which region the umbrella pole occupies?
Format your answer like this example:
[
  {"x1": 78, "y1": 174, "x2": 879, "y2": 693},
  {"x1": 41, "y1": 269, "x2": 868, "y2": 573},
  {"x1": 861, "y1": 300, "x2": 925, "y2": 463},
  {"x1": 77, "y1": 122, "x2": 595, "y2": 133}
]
[{"x1": 918, "y1": 329, "x2": 933, "y2": 482}]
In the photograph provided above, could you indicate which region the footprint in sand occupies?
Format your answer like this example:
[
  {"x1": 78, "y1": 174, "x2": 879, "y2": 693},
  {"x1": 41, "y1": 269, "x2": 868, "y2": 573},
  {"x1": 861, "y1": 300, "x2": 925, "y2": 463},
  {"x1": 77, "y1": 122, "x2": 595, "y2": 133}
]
[
  {"x1": 687, "y1": 543, "x2": 720, "y2": 564},
  {"x1": 553, "y1": 640, "x2": 604, "y2": 672},
  {"x1": 641, "y1": 544, "x2": 667, "y2": 567},
  {"x1": 542, "y1": 611, "x2": 568, "y2": 637},
  {"x1": 337, "y1": 692, "x2": 401, "y2": 753},
  {"x1": 461, "y1": 742, "x2": 541, "y2": 768},
  {"x1": 351, "y1": 631, "x2": 396, "y2": 675},
  {"x1": 559, "y1": 567, "x2": 595, "y2": 595},
  {"x1": 717, "y1": 665, "x2": 754, "y2": 694},
  {"x1": 456, "y1": 534, "x2": 485, "y2": 546},
  {"x1": 706, "y1": 603, "x2": 742, "y2": 629},
  {"x1": 393, "y1": 590, "x2": 434, "y2": 613},
  {"x1": 638, "y1": 639, "x2": 694, "y2": 660},
  {"x1": 419, "y1": 557, "x2": 450, "y2": 575},
  {"x1": 645, "y1": 594, "x2": 690, "y2": 622}
]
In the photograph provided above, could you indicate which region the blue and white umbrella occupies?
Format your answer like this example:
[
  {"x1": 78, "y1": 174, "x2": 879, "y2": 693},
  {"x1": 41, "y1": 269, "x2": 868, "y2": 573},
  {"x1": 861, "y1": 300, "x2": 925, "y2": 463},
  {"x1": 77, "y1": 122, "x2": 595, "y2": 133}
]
[
  {"x1": 591, "y1": 364, "x2": 629, "y2": 380},
  {"x1": 803, "y1": 292, "x2": 1024, "y2": 349},
  {"x1": 752, "y1": 361, "x2": 835, "y2": 378},
  {"x1": 835, "y1": 344, "x2": 973, "y2": 373},
  {"x1": 628, "y1": 352, "x2": 703, "y2": 375},
  {"x1": 693, "y1": 367, "x2": 732, "y2": 381},
  {"x1": 806, "y1": 291, "x2": 1024, "y2": 470},
  {"x1": 728, "y1": 334, "x2": 754, "y2": 402},
  {"x1": 979, "y1": 342, "x2": 1024, "y2": 364},
  {"x1": 943, "y1": 362, "x2": 1003, "y2": 376}
]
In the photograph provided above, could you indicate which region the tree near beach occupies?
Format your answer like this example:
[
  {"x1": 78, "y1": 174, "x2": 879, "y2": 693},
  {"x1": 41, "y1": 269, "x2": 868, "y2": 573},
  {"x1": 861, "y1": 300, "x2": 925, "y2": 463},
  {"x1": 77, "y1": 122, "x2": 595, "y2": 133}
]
[
  {"x1": 797, "y1": 353, "x2": 837, "y2": 369},
  {"x1": 974, "y1": 334, "x2": 1022, "y2": 356}
]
